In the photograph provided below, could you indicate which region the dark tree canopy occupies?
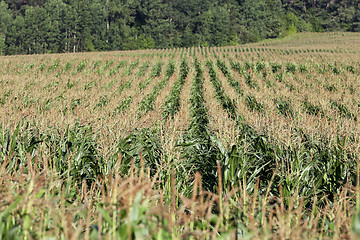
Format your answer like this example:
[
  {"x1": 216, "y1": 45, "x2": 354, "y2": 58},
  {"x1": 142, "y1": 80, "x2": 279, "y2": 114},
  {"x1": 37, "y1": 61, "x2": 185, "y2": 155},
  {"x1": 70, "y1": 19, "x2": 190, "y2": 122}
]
[{"x1": 0, "y1": 0, "x2": 359, "y2": 55}]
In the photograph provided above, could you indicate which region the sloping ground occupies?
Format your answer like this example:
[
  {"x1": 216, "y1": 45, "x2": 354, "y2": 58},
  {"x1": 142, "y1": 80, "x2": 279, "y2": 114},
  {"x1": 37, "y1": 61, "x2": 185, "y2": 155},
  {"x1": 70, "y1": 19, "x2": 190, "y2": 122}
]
[{"x1": 255, "y1": 32, "x2": 360, "y2": 52}]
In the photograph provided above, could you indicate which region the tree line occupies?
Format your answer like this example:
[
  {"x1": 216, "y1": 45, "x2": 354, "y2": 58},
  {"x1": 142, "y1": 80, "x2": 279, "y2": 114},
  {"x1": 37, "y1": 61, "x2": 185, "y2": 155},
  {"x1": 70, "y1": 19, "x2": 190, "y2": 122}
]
[{"x1": 0, "y1": 0, "x2": 359, "y2": 55}]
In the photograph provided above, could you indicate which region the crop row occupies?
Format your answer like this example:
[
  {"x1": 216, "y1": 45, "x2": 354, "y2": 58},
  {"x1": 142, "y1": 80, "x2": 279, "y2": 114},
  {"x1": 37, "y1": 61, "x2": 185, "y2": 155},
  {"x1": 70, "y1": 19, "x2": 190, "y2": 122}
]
[
  {"x1": 137, "y1": 61, "x2": 175, "y2": 118},
  {"x1": 162, "y1": 59, "x2": 190, "y2": 120},
  {"x1": 206, "y1": 60, "x2": 238, "y2": 121},
  {"x1": 226, "y1": 57, "x2": 358, "y2": 122},
  {"x1": 112, "y1": 61, "x2": 162, "y2": 115},
  {"x1": 216, "y1": 59, "x2": 244, "y2": 96}
]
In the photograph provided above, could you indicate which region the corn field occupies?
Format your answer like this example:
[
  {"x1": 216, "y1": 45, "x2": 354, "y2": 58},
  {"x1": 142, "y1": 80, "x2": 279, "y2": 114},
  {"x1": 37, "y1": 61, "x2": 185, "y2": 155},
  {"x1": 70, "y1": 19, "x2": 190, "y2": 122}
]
[{"x1": 1, "y1": 32, "x2": 360, "y2": 239}]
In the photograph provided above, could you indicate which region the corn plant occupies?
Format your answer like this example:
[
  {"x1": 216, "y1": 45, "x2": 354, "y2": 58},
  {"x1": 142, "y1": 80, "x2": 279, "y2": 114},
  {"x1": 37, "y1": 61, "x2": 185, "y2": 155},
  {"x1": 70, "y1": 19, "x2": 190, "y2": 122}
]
[
  {"x1": 206, "y1": 60, "x2": 238, "y2": 121},
  {"x1": 216, "y1": 59, "x2": 244, "y2": 96},
  {"x1": 162, "y1": 59, "x2": 189, "y2": 119},
  {"x1": 245, "y1": 94, "x2": 264, "y2": 113},
  {"x1": 113, "y1": 96, "x2": 133, "y2": 115},
  {"x1": 137, "y1": 61, "x2": 175, "y2": 118},
  {"x1": 72, "y1": 59, "x2": 88, "y2": 75}
]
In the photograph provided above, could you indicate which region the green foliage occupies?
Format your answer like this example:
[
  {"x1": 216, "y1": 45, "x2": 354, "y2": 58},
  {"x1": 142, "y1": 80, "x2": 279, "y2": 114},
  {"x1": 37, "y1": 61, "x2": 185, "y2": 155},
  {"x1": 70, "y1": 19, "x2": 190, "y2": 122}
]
[
  {"x1": 113, "y1": 96, "x2": 133, "y2": 115},
  {"x1": 1, "y1": 0, "x2": 359, "y2": 55},
  {"x1": 123, "y1": 60, "x2": 140, "y2": 76},
  {"x1": 162, "y1": 59, "x2": 189, "y2": 119},
  {"x1": 0, "y1": 90, "x2": 12, "y2": 106},
  {"x1": 352, "y1": 211, "x2": 360, "y2": 238},
  {"x1": 109, "y1": 61, "x2": 127, "y2": 76},
  {"x1": 224, "y1": 129, "x2": 277, "y2": 193},
  {"x1": 122, "y1": 34, "x2": 155, "y2": 50},
  {"x1": 330, "y1": 99, "x2": 357, "y2": 121},
  {"x1": 286, "y1": 62, "x2": 297, "y2": 74},
  {"x1": 206, "y1": 60, "x2": 238, "y2": 121},
  {"x1": 217, "y1": 59, "x2": 244, "y2": 96},
  {"x1": 1, "y1": 33, "x2": 360, "y2": 239},
  {"x1": 0, "y1": 34, "x2": 5, "y2": 56},
  {"x1": 270, "y1": 62, "x2": 282, "y2": 73},
  {"x1": 324, "y1": 83, "x2": 337, "y2": 92},
  {"x1": 48, "y1": 58, "x2": 61, "y2": 73},
  {"x1": 254, "y1": 61, "x2": 266, "y2": 73},
  {"x1": 303, "y1": 97, "x2": 325, "y2": 117},
  {"x1": 117, "y1": 80, "x2": 132, "y2": 94},
  {"x1": 224, "y1": 124, "x2": 358, "y2": 207},
  {"x1": 188, "y1": 59, "x2": 209, "y2": 138},
  {"x1": 136, "y1": 61, "x2": 150, "y2": 77},
  {"x1": 274, "y1": 97, "x2": 294, "y2": 118},
  {"x1": 137, "y1": 61, "x2": 175, "y2": 118},
  {"x1": 280, "y1": 12, "x2": 310, "y2": 37},
  {"x1": 111, "y1": 128, "x2": 163, "y2": 177},
  {"x1": 0, "y1": 121, "x2": 104, "y2": 186},
  {"x1": 176, "y1": 59, "x2": 219, "y2": 194},
  {"x1": 94, "y1": 95, "x2": 109, "y2": 110},
  {"x1": 244, "y1": 72, "x2": 258, "y2": 89},
  {"x1": 150, "y1": 61, "x2": 162, "y2": 78},
  {"x1": 202, "y1": 6, "x2": 231, "y2": 46},
  {"x1": 0, "y1": 111, "x2": 359, "y2": 238},
  {"x1": 72, "y1": 59, "x2": 88, "y2": 75},
  {"x1": 245, "y1": 95, "x2": 264, "y2": 113},
  {"x1": 137, "y1": 61, "x2": 162, "y2": 91},
  {"x1": 138, "y1": 78, "x2": 152, "y2": 91}
]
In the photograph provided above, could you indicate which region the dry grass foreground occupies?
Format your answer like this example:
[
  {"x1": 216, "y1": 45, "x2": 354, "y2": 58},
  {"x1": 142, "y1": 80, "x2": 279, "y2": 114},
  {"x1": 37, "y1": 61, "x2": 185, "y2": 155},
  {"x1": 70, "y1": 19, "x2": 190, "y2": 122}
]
[{"x1": 0, "y1": 32, "x2": 360, "y2": 239}]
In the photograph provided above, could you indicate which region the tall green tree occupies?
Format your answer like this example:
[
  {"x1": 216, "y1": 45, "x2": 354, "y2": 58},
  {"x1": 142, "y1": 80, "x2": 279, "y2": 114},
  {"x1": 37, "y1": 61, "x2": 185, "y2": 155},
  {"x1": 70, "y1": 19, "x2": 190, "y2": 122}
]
[
  {"x1": 44, "y1": 0, "x2": 75, "y2": 53},
  {"x1": 76, "y1": 0, "x2": 107, "y2": 51},
  {"x1": 5, "y1": 15, "x2": 25, "y2": 54},
  {"x1": 201, "y1": 6, "x2": 231, "y2": 46},
  {"x1": 237, "y1": 0, "x2": 283, "y2": 42},
  {"x1": 170, "y1": 0, "x2": 212, "y2": 46},
  {"x1": 140, "y1": 0, "x2": 174, "y2": 48},
  {"x1": 0, "y1": 1, "x2": 12, "y2": 55},
  {"x1": 107, "y1": 0, "x2": 133, "y2": 50},
  {"x1": 23, "y1": 6, "x2": 52, "y2": 54}
]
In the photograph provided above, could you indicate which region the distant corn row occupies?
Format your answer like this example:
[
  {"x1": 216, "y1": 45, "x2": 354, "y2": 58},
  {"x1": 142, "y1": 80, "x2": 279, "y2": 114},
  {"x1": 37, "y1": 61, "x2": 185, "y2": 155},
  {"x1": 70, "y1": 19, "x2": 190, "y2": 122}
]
[
  {"x1": 162, "y1": 59, "x2": 189, "y2": 119},
  {"x1": 137, "y1": 61, "x2": 175, "y2": 118}
]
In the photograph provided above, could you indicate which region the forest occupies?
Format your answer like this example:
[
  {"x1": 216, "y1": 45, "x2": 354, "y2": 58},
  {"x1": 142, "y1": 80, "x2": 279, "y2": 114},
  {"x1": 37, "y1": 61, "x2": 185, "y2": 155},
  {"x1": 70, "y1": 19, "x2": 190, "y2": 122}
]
[{"x1": 0, "y1": 0, "x2": 360, "y2": 55}]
